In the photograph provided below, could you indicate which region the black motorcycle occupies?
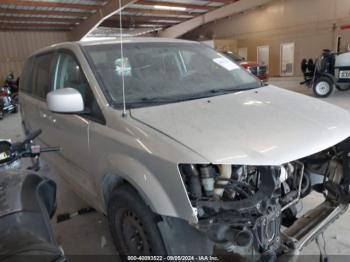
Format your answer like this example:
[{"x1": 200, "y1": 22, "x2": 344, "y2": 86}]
[
  {"x1": 4, "y1": 72, "x2": 19, "y2": 104},
  {"x1": 0, "y1": 130, "x2": 64, "y2": 261},
  {"x1": 0, "y1": 86, "x2": 17, "y2": 120}
]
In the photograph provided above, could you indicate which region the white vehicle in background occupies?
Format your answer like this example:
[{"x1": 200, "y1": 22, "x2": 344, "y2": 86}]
[
  {"x1": 301, "y1": 49, "x2": 350, "y2": 97},
  {"x1": 20, "y1": 38, "x2": 350, "y2": 260}
]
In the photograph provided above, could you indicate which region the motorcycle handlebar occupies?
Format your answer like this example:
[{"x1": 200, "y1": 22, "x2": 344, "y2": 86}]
[{"x1": 40, "y1": 147, "x2": 60, "y2": 153}]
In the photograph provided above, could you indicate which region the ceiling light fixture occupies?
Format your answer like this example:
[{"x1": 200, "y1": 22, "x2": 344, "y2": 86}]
[{"x1": 153, "y1": 5, "x2": 187, "y2": 11}]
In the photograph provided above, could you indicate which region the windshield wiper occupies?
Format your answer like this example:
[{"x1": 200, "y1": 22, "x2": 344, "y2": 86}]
[
  {"x1": 208, "y1": 88, "x2": 246, "y2": 94},
  {"x1": 129, "y1": 96, "x2": 174, "y2": 106},
  {"x1": 193, "y1": 87, "x2": 254, "y2": 98},
  {"x1": 126, "y1": 86, "x2": 258, "y2": 108}
]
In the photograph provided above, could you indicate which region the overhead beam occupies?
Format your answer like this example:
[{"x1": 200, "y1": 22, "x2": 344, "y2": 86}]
[
  {"x1": 0, "y1": 8, "x2": 90, "y2": 17},
  {"x1": 0, "y1": 15, "x2": 82, "y2": 23},
  {"x1": 0, "y1": 23, "x2": 72, "y2": 29},
  {"x1": 100, "y1": 19, "x2": 163, "y2": 28},
  {"x1": 100, "y1": 18, "x2": 176, "y2": 28},
  {"x1": 108, "y1": 15, "x2": 188, "y2": 22},
  {"x1": 0, "y1": 0, "x2": 102, "y2": 10},
  {"x1": 159, "y1": 0, "x2": 273, "y2": 38},
  {"x1": 136, "y1": 1, "x2": 216, "y2": 11},
  {"x1": 0, "y1": 28, "x2": 69, "y2": 32},
  {"x1": 70, "y1": 0, "x2": 137, "y2": 41},
  {"x1": 125, "y1": 8, "x2": 200, "y2": 16}
]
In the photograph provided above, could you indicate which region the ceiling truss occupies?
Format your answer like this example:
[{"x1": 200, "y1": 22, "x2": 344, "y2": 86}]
[{"x1": 0, "y1": 0, "x2": 235, "y2": 34}]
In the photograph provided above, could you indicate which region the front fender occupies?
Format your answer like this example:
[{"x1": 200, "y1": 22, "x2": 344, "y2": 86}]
[
  {"x1": 321, "y1": 73, "x2": 337, "y2": 83},
  {"x1": 100, "y1": 153, "x2": 197, "y2": 223}
]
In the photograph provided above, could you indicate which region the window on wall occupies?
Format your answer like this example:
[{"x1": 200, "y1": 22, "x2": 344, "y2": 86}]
[
  {"x1": 238, "y1": 47, "x2": 248, "y2": 61},
  {"x1": 280, "y1": 43, "x2": 295, "y2": 76},
  {"x1": 257, "y1": 46, "x2": 269, "y2": 72}
]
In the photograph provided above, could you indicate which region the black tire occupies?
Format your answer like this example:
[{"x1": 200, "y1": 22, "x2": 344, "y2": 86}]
[
  {"x1": 13, "y1": 94, "x2": 19, "y2": 104},
  {"x1": 307, "y1": 58, "x2": 315, "y2": 72},
  {"x1": 336, "y1": 84, "x2": 350, "y2": 91},
  {"x1": 301, "y1": 59, "x2": 308, "y2": 73},
  {"x1": 108, "y1": 184, "x2": 167, "y2": 256},
  {"x1": 313, "y1": 77, "x2": 334, "y2": 97}
]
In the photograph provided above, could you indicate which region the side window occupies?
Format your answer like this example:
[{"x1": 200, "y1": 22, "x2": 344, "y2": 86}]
[
  {"x1": 32, "y1": 53, "x2": 54, "y2": 99},
  {"x1": 54, "y1": 52, "x2": 105, "y2": 124},
  {"x1": 20, "y1": 57, "x2": 34, "y2": 94}
]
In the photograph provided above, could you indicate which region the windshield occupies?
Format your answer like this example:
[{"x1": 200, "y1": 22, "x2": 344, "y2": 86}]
[{"x1": 83, "y1": 42, "x2": 260, "y2": 108}]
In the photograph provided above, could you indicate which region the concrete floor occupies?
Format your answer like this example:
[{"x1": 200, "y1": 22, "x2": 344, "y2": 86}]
[{"x1": 1, "y1": 77, "x2": 350, "y2": 260}]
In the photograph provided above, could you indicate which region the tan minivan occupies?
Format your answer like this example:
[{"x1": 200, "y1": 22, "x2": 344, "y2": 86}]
[{"x1": 20, "y1": 38, "x2": 350, "y2": 259}]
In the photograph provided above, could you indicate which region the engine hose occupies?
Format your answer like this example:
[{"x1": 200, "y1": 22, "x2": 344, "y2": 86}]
[
  {"x1": 216, "y1": 178, "x2": 254, "y2": 197},
  {"x1": 198, "y1": 167, "x2": 279, "y2": 213},
  {"x1": 230, "y1": 185, "x2": 250, "y2": 198}
]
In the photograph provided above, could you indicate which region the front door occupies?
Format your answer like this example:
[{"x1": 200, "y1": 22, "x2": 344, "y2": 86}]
[
  {"x1": 49, "y1": 51, "x2": 99, "y2": 197},
  {"x1": 23, "y1": 52, "x2": 55, "y2": 146}
]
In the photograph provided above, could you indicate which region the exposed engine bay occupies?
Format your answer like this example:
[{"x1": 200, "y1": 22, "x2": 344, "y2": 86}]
[{"x1": 179, "y1": 138, "x2": 350, "y2": 260}]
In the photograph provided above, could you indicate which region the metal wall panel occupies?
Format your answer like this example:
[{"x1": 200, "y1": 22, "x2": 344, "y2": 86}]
[
  {"x1": 0, "y1": 31, "x2": 68, "y2": 82},
  {"x1": 185, "y1": 0, "x2": 350, "y2": 77}
]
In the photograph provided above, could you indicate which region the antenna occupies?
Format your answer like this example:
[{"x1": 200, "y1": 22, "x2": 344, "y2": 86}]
[{"x1": 119, "y1": 0, "x2": 127, "y2": 117}]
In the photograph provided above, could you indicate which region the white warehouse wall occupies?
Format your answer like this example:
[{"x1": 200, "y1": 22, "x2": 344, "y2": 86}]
[
  {"x1": 184, "y1": 0, "x2": 350, "y2": 76},
  {"x1": 0, "y1": 31, "x2": 69, "y2": 81}
]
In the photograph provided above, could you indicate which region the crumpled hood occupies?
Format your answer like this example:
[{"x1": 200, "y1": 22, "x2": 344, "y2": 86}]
[{"x1": 131, "y1": 85, "x2": 350, "y2": 165}]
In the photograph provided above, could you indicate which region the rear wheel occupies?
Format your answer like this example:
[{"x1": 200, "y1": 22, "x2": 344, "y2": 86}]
[
  {"x1": 108, "y1": 184, "x2": 167, "y2": 256},
  {"x1": 313, "y1": 77, "x2": 333, "y2": 97}
]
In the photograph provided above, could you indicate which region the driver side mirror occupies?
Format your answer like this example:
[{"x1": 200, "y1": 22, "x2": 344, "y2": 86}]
[{"x1": 47, "y1": 88, "x2": 84, "y2": 113}]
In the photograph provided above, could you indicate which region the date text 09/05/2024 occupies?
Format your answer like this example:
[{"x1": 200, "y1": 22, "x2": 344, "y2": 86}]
[{"x1": 127, "y1": 256, "x2": 219, "y2": 261}]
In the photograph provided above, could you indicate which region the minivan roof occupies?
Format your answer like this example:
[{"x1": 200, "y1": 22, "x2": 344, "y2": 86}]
[
  {"x1": 30, "y1": 37, "x2": 199, "y2": 57},
  {"x1": 79, "y1": 37, "x2": 198, "y2": 46}
]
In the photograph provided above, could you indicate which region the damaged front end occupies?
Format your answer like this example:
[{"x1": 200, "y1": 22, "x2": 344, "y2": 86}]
[{"x1": 179, "y1": 138, "x2": 350, "y2": 260}]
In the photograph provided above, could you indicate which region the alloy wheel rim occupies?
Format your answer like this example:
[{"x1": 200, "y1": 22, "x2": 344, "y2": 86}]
[{"x1": 315, "y1": 81, "x2": 330, "y2": 95}]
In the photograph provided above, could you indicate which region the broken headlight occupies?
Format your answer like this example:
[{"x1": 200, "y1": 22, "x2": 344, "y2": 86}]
[{"x1": 179, "y1": 164, "x2": 282, "y2": 257}]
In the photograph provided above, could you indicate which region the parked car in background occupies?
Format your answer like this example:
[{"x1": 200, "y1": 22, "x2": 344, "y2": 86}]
[
  {"x1": 222, "y1": 51, "x2": 268, "y2": 81},
  {"x1": 20, "y1": 38, "x2": 350, "y2": 260}
]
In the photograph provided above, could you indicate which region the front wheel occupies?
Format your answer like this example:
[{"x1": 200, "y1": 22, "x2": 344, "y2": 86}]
[
  {"x1": 313, "y1": 77, "x2": 334, "y2": 97},
  {"x1": 108, "y1": 185, "x2": 167, "y2": 256},
  {"x1": 11, "y1": 106, "x2": 18, "y2": 114}
]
